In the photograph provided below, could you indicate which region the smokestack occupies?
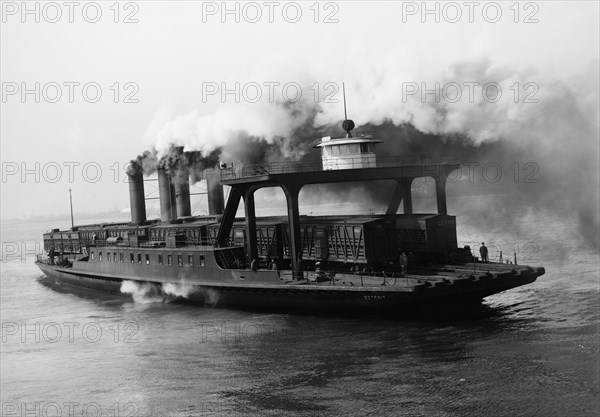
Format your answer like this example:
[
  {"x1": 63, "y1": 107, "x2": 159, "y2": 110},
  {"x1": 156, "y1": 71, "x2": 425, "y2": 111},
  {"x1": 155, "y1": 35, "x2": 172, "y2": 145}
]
[
  {"x1": 127, "y1": 172, "x2": 147, "y2": 223},
  {"x1": 206, "y1": 173, "x2": 225, "y2": 215},
  {"x1": 158, "y1": 168, "x2": 177, "y2": 222},
  {"x1": 175, "y1": 176, "x2": 192, "y2": 218}
]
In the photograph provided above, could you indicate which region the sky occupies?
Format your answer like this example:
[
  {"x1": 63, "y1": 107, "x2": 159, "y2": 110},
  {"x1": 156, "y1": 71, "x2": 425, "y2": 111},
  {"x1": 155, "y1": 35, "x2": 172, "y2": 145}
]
[{"x1": 1, "y1": 0, "x2": 599, "y2": 221}]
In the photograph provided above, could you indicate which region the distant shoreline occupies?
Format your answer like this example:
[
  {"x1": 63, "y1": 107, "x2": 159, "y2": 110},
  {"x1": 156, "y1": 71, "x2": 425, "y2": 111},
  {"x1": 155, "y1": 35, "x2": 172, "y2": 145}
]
[{"x1": 1, "y1": 211, "x2": 131, "y2": 226}]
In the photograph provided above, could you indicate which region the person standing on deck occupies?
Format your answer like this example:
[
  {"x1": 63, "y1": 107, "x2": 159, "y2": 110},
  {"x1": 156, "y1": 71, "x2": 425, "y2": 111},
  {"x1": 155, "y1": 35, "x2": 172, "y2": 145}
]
[
  {"x1": 250, "y1": 258, "x2": 258, "y2": 271},
  {"x1": 399, "y1": 251, "x2": 408, "y2": 277},
  {"x1": 480, "y1": 243, "x2": 489, "y2": 263}
]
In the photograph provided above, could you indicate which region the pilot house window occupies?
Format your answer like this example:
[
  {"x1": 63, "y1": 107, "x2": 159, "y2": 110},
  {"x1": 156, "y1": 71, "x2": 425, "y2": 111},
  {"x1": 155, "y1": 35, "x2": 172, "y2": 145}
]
[{"x1": 360, "y1": 143, "x2": 374, "y2": 153}]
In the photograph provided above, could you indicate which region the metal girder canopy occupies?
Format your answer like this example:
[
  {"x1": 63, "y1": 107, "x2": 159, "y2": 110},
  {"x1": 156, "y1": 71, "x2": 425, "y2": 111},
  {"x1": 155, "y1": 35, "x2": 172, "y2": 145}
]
[{"x1": 218, "y1": 163, "x2": 459, "y2": 278}]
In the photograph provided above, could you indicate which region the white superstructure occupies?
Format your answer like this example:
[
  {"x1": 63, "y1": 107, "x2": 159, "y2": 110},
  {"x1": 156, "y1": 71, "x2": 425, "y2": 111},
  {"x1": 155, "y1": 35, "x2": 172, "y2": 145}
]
[{"x1": 315, "y1": 131, "x2": 381, "y2": 170}]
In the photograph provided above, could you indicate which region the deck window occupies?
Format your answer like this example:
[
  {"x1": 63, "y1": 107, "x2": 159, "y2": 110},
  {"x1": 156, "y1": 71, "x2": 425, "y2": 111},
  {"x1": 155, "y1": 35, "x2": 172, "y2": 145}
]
[
  {"x1": 158, "y1": 254, "x2": 163, "y2": 265},
  {"x1": 114, "y1": 252, "x2": 117, "y2": 262},
  {"x1": 167, "y1": 255, "x2": 173, "y2": 266},
  {"x1": 200, "y1": 255, "x2": 205, "y2": 267},
  {"x1": 145, "y1": 254, "x2": 150, "y2": 265},
  {"x1": 177, "y1": 255, "x2": 183, "y2": 267},
  {"x1": 137, "y1": 254, "x2": 142, "y2": 264},
  {"x1": 91, "y1": 252, "x2": 95, "y2": 261},
  {"x1": 360, "y1": 143, "x2": 373, "y2": 153},
  {"x1": 107, "y1": 253, "x2": 111, "y2": 262},
  {"x1": 188, "y1": 255, "x2": 193, "y2": 266},
  {"x1": 99, "y1": 252, "x2": 102, "y2": 261},
  {"x1": 120, "y1": 252, "x2": 124, "y2": 262},
  {"x1": 130, "y1": 253, "x2": 134, "y2": 263}
]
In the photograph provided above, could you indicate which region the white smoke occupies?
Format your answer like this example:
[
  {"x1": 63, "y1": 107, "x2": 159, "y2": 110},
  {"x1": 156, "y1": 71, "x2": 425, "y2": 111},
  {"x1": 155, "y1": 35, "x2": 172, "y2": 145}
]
[
  {"x1": 120, "y1": 280, "x2": 165, "y2": 304},
  {"x1": 162, "y1": 281, "x2": 197, "y2": 298},
  {"x1": 141, "y1": 52, "x2": 599, "y2": 248},
  {"x1": 144, "y1": 53, "x2": 598, "y2": 157},
  {"x1": 146, "y1": 91, "x2": 313, "y2": 159},
  {"x1": 120, "y1": 278, "x2": 221, "y2": 306}
]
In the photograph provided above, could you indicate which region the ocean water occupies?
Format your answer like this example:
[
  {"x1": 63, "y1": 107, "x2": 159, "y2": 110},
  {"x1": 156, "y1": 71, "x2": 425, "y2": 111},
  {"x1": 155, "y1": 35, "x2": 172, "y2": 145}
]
[{"x1": 1, "y1": 211, "x2": 598, "y2": 417}]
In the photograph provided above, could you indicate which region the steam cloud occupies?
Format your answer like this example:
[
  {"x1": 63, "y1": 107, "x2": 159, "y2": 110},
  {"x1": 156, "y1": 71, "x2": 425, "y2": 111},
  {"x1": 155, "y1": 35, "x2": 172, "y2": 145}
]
[
  {"x1": 134, "y1": 58, "x2": 598, "y2": 250},
  {"x1": 120, "y1": 279, "x2": 220, "y2": 306}
]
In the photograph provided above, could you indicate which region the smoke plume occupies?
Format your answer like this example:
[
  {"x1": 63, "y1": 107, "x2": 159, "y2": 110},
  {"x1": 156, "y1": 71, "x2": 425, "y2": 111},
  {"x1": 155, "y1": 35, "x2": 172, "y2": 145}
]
[{"x1": 135, "y1": 57, "x2": 598, "y2": 249}]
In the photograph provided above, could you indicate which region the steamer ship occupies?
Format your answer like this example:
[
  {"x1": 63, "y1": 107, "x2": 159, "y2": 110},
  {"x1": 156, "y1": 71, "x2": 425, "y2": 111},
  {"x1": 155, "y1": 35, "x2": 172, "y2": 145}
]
[{"x1": 35, "y1": 119, "x2": 545, "y2": 314}]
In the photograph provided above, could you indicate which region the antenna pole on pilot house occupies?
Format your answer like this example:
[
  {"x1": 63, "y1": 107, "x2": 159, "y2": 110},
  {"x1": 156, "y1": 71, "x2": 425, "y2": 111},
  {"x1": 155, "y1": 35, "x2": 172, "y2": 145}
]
[
  {"x1": 68, "y1": 188, "x2": 74, "y2": 229},
  {"x1": 343, "y1": 82, "x2": 348, "y2": 121},
  {"x1": 341, "y1": 83, "x2": 355, "y2": 138}
]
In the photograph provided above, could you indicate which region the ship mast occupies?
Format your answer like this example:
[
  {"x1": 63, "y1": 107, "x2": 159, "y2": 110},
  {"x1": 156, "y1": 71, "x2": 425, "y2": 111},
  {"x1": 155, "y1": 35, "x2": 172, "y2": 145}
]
[
  {"x1": 341, "y1": 83, "x2": 355, "y2": 138},
  {"x1": 68, "y1": 188, "x2": 74, "y2": 229}
]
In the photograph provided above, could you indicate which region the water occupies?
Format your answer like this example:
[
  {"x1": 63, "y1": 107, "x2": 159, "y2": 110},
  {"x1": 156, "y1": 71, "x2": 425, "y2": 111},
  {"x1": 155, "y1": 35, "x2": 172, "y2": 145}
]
[{"x1": 1, "y1": 214, "x2": 598, "y2": 417}]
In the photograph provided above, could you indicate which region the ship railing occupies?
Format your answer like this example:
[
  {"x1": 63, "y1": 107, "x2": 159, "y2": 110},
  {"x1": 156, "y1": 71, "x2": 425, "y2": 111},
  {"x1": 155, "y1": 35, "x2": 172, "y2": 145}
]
[
  {"x1": 220, "y1": 155, "x2": 458, "y2": 180},
  {"x1": 36, "y1": 253, "x2": 73, "y2": 267},
  {"x1": 36, "y1": 254, "x2": 49, "y2": 264},
  {"x1": 459, "y1": 242, "x2": 519, "y2": 266}
]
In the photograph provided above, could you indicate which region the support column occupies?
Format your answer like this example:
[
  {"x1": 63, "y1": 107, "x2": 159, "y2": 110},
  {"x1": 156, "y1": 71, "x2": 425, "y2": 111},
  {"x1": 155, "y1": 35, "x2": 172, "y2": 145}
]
[
  {"x1": 386, "y1": 178, "x2": 414, "y2": 215},
  {"x1": 243, "y1": 189, "x2": 258, "y2": 263},
  {"x1": 217, "y1": 187, "x2": 241, "y2": 247},
  {"x1": 386, "y1": 180, "x2": 403, "y2": 215},
  {"x1": 283, "y1": 184, "x2": 302, "y2": 280},
  {"x1": 402, "y1": 178, "x2": 413, "y2": 214},
  {"x1": 435, "y1": 176, "x2": 447, "y2": 214}
]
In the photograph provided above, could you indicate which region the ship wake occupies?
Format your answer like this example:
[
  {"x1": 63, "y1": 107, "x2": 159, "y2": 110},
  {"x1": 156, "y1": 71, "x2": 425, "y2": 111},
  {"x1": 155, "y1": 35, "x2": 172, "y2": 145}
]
[{"x1": 120, "y1": 280, "x2": 220, "y2": 306}]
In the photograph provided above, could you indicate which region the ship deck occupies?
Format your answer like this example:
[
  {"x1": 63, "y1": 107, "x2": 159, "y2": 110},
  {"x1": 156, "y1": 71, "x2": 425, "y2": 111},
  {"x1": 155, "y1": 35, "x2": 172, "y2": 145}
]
[{"x1": 280, "y1": 262, "x2": 541, "y2": 290}]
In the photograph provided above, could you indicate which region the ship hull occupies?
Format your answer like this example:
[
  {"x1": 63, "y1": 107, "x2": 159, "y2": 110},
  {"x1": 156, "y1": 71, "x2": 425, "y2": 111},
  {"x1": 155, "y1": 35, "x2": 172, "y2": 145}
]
[{"x1": 36, "y1": 262, "x2": 541, "y2": 315}]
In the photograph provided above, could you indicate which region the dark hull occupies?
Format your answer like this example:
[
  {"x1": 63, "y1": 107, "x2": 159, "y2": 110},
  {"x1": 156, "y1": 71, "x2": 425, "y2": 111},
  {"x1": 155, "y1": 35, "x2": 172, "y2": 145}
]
[{"x1": 36, "y1": 262, "x2": 540, "y2": 315}]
